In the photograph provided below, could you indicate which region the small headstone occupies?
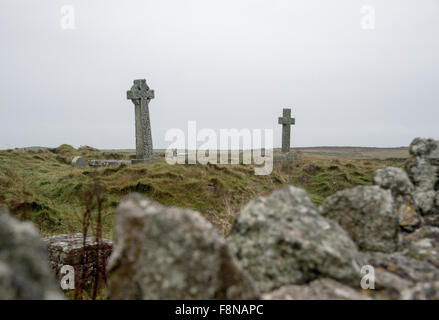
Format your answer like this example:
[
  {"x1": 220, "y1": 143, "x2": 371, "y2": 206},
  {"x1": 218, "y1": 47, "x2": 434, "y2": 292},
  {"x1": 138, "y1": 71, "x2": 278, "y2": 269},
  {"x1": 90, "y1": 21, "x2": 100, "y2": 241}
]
[{"x1": 71, "y1": 156, "x2": 86, "y2": 167}]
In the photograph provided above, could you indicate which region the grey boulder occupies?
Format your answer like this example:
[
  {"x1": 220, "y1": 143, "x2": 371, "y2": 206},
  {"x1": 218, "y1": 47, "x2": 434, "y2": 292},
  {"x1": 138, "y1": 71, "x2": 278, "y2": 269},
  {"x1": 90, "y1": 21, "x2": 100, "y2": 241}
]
[
  {"x1": 401, "y1": 226, "x2": 439, "y2": 268},
  {"x1": 405, "y1": 138, "x2": 439, "y2": 215},
  {"x1": 401, "y1": 281, "x2": 439, "y2": 300},
  {"x1": 262, "y1": 278, "x2": 369, "y2": 300},
  {"x1": 107, "y1": 193, "x2": 259, "y2": 300},
  {"x1": 362, "y1": 251, "x2": 439, "y2": 299},
  {"x1": 363, "y1": 251, "x2": 439, "y2": 284},
  {"x1": 227, "y1": 185, "x2": 364, "y2": 293},
  {"x1": 0, "y1": 209, "x2": 63, "y2": 299},
  {"x1": 373, "y1": 167, "x2": 422, "y2": 231},
  {"x1": 409, "y1": 137, "x2": 439, "y2": 161},
  {"x1": 373, "y1": 167, "x2": 415, "y2": 196},
  {"x1": 320, "y1": 186, "x2": 399, "y2": 253}
]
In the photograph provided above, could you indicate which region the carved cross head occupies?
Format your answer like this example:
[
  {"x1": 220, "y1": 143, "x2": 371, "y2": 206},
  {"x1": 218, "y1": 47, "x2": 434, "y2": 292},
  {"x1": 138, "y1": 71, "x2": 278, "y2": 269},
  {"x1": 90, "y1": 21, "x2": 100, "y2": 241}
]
[{"x1": 127, "y1": 79, "x2": 155, "y2": 102}]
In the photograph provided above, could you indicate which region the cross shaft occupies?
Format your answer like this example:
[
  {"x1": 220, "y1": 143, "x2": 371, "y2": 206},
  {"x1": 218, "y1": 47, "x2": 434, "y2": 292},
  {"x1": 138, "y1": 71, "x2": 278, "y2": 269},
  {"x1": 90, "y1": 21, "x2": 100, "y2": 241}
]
[
  {"x1": 278, "y1": 108, "x2": 295, "y2": 153},
  {"x1": 127, "y1": 79, "x2": 155, "y2": 160}
]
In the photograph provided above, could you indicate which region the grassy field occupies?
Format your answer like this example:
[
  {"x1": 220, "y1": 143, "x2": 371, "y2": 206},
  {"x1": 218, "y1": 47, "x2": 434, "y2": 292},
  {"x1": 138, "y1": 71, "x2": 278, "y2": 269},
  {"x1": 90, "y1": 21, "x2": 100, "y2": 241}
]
[
  {"x1": 292, "y1": 146, "x2": 409, "y2": 159},
  {"x1": 0, "y1": 145, "x2": 407, "y2": 238}
]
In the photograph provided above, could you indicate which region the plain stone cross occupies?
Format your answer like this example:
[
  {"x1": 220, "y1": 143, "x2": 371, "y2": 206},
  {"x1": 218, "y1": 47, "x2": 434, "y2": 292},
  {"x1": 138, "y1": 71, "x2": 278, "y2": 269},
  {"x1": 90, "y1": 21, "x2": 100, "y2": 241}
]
[
  {"x1": 127, "y1": 79, "x2": 155, "y2": 161},
  {"x1": 278, "y1": 108, "x2": 295, "y2": 153}
]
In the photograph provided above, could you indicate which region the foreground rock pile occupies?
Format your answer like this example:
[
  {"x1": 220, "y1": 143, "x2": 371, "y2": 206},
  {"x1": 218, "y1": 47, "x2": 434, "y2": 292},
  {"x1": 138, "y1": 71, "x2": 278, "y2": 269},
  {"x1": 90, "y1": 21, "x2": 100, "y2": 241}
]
[
  {"x1": 106, "y1": 138, "x2": 439, "y2": 299},
  {"x1": 107, "y1": 193, "x2": 258, "y2": 299},
  {"x1": 227, "y1": 186, "x2": 364, "y2": 292},
  {"x1": 109, "y1": 137, "x2": 439, "y2": 299},
  {"x1": 1, "y1": 137, "x2": 439, "y2": 300}
]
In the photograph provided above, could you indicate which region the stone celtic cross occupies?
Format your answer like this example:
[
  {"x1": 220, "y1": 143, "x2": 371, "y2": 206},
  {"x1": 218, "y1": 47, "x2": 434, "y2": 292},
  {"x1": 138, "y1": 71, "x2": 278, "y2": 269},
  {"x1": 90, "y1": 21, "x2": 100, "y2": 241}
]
[
  {"x1": 127, "y1": 79, "x2": 155, "y2": 161},
  {"x1": 278, "y1": 108, "x2": 295, "y2": 153}
]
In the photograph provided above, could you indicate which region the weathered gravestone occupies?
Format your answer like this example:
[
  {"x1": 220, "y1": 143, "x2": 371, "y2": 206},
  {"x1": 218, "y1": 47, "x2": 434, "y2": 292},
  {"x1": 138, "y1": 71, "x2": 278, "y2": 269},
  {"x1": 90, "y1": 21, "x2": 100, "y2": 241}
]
[
  {"x1": 88, "y1": 79, "x2": 156, "y2": 167},
  {"x1": 278, "y1": 108, "x2": 295, "y2": 153},
  {"x1": 71, "y1": 156, "x2": 86, "y2": 167},
  {"x1": 127, "y1": 79, "x2": 155, "y2": 163}
]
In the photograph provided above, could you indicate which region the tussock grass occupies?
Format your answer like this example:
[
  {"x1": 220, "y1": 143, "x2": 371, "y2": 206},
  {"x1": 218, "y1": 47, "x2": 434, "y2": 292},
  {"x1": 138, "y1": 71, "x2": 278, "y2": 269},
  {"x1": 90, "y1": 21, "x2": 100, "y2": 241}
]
[{"x1": 0, "y1": 145, "x2": 406, "y2": 237}]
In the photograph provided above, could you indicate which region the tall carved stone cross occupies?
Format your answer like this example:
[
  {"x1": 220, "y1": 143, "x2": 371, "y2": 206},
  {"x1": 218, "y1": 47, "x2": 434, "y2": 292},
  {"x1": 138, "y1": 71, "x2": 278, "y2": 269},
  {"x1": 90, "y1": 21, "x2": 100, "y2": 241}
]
[
  {"x1": 127, "y1": 79, "x2": 155, "y2": 161},
  {"x1": 278, "y1": 108, "x2": 295, "y2": 153}
]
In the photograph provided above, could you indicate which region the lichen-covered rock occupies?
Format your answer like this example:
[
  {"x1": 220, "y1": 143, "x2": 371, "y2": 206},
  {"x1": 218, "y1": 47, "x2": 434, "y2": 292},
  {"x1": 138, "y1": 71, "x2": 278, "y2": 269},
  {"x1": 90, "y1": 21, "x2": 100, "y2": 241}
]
[
  {"x1": 361, "y1": 251, "x2": 439, "y2": 299},
  {"x1": 0, "y1": 209, "x2": 63, "y2": 299},
  {"x1": 401, "y1": 226, "x2": 439, "y2": 268},
  {"x1": 413, "y1": 189, "x2": 437, "y2": 216},
  {"x1": 227, "y1": 186, "x2": 364, "y2": 293},
  {"x1": 401, "y1": 281, "x2": 439, "y2": 300},
  {"x1": 320, "y1": 186, "x2": 399, "y2": 253},
  {"x1": 363, "y1": 251, "x2": 439, "y2": 284},
  {"x1": 373, "y1": 167, "x2": 415, "y2": 196},
  {"x1": 373, "y1": 167, "x2": 422, "y2": 231},
  {"x1": 262, "y1": 278, "x2": 369, "y2": 300},
  {"x1": 43, "y1": 233, "x2": 113, "y2": 287},
  {"x1": 405, "y1": 138, "x2": 439, "y2": 215},
  {"x1": 372, "y1": 268, "x2": 413, "y2": 299},
  {"x1": 394, "y1": 199, "x2": 422, "y2": 232},
  {"x1": 409, "y1": 137, "x2": 439, "y2": 161},
  {"x1": 107, "y1": 193, "x2": 259, "y2": 300}
]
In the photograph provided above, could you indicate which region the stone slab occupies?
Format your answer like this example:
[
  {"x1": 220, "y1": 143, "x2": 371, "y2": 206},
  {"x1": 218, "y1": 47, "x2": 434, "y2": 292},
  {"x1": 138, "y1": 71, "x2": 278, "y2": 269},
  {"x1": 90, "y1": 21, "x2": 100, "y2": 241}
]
[{"x1": 88, "y1": 160, "x2": 131, "y2": 168}]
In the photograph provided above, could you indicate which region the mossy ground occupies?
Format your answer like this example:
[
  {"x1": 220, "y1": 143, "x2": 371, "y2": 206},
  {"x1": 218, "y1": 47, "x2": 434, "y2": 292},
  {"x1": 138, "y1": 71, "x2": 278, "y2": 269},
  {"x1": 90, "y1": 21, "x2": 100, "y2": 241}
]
[{"x1": 0, "y1": 145, "x2": 406, "y2": 238}]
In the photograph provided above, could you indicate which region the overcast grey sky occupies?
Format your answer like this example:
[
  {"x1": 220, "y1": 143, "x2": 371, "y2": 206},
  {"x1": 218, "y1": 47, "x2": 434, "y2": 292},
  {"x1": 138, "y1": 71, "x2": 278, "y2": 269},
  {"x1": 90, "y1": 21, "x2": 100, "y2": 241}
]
[{"x1": 0, "y1": 0, "x2": 438, "y2": 149}]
